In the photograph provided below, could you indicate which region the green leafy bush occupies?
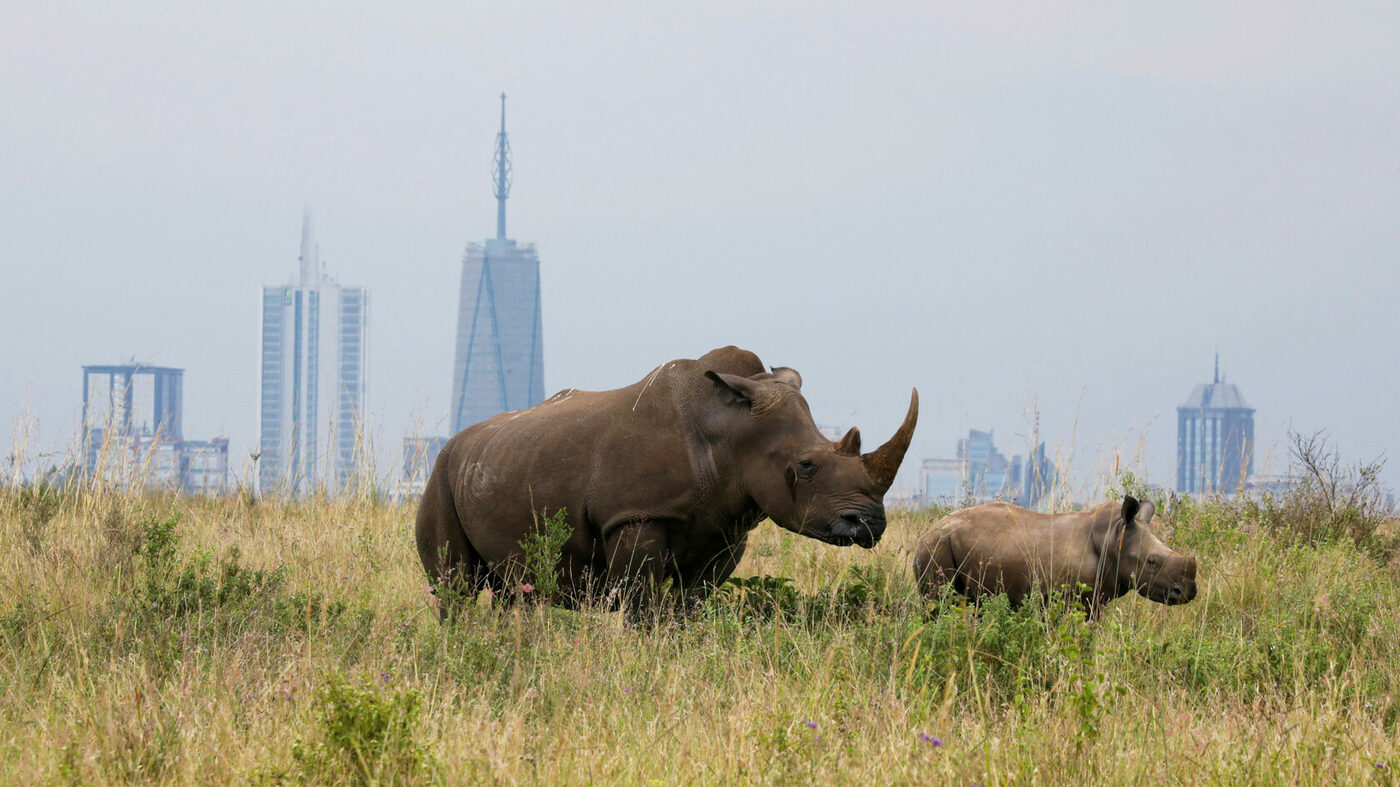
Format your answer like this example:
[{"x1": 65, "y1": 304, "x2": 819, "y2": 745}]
[
  {"x1": 139, "y1": 513, "x2": 286, "y2": 619},
  {"x1": 516, "y1": 507, "x2": 573, "y2": 601},
  {"x1": 293, "y1": 672, "x2": 434, "y2": 784}
]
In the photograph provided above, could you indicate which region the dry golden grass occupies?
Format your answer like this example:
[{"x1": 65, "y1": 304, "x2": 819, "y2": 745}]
[{"x1": 1, "y1": 482, "x2": 1398, "y2": 784}]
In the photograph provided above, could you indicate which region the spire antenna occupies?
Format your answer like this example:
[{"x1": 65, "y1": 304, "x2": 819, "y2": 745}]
[
  {"x1": 1214, "y1": 351, "x2": 1219, "y2": 385},
  {"x1": 298, "y1": 207, "x2": 317, "y2": 286},
  {"x1": 493, "y1": 92, "x2": 512, "y2": 240}
]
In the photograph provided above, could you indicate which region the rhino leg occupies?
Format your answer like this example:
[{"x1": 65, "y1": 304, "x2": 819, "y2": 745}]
[
  {"x1": 603, "y1": 520, "x2": 676, "y2": 621},
  {"x1": 912, "y1": 530, "x2": 958, "y2": 601},
  {"x1": 670, "y1": 532, "x2": 750, "y2": 616},
  {"x1": 416, "y1": 453, "x2": 501, "y2": 621}
]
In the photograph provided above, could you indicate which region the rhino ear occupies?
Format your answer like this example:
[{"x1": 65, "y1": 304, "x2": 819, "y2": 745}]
[
  {"x1": 834, "y1": 427, "x2": 861, "y2": 456},
  {"x1": 1121, "y1": 495, "x2": 1141, "y2": 528},
  {"x1": 769, "y1": 366, "x2": 803, "y2": 390},
  {"x1": 1137, "y1": 499, "x2": 1155, "y2": 525},
  {"x1": 706, "y1": 370, "x2": 758, "y2": 406}
]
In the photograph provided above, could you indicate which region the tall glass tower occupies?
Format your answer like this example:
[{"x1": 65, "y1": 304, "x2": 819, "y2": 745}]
[
  {"x1": 449, "y1": 94, "x2": 545, "y2": 433},
  {"x1": 1177, "y1": 355, "x2": 1254, "y2": 495},
  {"x1": 259, "y1": 211, "x2": 370, "y2": 496}
]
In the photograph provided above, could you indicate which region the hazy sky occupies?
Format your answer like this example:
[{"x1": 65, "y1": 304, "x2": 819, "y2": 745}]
[{"x1": 4, "y1": 2, "x2": 1398, "y2": 494}]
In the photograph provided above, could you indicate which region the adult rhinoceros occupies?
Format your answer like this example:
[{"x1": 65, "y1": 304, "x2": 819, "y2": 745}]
[{"x1": 416, "y1": 346, "x2": 918, "y2": 615}]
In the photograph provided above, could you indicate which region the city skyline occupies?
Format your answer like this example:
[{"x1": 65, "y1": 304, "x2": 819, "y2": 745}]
[{"x1": 3, "y1": 5, "x2": 1397, "y2": 497}]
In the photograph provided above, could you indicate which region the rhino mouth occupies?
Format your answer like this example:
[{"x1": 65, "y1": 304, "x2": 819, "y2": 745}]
[
  {"x1": 1164, "y1": 583, "x2": 1197, "y2": 605},
  {"x1": 823, "y1": 511, "x2": 886, "y2": 549}
]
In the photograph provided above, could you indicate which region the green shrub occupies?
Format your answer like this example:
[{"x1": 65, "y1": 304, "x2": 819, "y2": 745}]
[
  {"x1": 293, "y1": 673, "x2": 434, "y2": 784},
  {"x1": 516, "y1": 507, "x2": 573, "y2": 601},
  {"x1": 714, "y1": 575, "x2": 803, "y2": 622},
  {"x1": 139, "y1": 514, "x2": 285, "y2": 619}
]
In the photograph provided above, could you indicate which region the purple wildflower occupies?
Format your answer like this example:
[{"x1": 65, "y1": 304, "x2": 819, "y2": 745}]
[
  {"x1": 920, "y1": 733, "x2": 944, "y2": 747},
  {"x1": 804, "y1": 721, "x2": 818, "y2": 729},
  {"x1": 380, "y1": 672, "x2": 392, "y2": 683}
]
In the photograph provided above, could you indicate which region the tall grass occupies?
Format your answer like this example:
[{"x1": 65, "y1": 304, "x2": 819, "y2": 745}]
[{"x1": 1, "y1": 478, "x2": 1397, "y2": 784}]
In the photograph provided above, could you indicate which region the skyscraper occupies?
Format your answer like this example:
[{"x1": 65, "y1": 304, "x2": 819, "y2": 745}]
[
  {"x1": 1177, "y1": 355, "x2": 1254, "y2": 495},
  {"x1": 259, "y1": 211, "x2": 369, "y2": 496},
  {"x1": 449, "y1": 94, "x2": 545, "y2": 433}
]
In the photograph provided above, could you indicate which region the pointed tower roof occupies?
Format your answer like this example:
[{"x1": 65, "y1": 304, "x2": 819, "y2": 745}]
[
  {"x1": 298, "y1": 208, "x2": 318, "y2": 286},
  {"x1": 1179, "y1": 355, "x2": 1253, "y2": 411}
]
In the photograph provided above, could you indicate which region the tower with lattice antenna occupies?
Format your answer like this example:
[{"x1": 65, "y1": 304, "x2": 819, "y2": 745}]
[{"x1": 448, "y1": 94, "x2": 545, "y2": 434}]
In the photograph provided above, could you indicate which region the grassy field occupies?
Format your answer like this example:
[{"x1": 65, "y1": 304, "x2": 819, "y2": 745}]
[{"x1": 2, "y1": 479, "x2": 1398, "y2": 784}]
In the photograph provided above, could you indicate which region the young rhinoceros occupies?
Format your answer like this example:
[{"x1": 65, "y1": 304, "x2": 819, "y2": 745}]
[{"x1": 912, "y1": 495, "x2": 1197, "y2": 618}]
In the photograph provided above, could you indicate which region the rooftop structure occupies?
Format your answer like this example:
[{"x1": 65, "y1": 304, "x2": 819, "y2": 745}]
[
  {"x1": 80, "y1": 362, "x2": 228, "y2": 494},
  {"x1": 1176, "y1": 354, "x2": 1255, "y2": 495},
  {"x1": 81, "y1": 364, "x2": 183, "y2": 453}
]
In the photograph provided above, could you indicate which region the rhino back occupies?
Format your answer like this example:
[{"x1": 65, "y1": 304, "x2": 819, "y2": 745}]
[{"x1": 932, "y1": 503, "x2": 1104, "y2": 594}]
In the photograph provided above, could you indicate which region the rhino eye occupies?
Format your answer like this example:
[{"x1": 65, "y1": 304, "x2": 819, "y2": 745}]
[{"x1": 795, "y1": 459, "x2": 818, "y2": 479}]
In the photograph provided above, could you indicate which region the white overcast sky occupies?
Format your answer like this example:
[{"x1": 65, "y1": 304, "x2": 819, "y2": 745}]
[{"x1": 3, "y1": 2, "x2": 1397, "y2": 495}]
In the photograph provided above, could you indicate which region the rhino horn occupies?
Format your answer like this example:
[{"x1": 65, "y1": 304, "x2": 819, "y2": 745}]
[{"x1": 861, "y1": 388, "x2": 919, "y2": 493}]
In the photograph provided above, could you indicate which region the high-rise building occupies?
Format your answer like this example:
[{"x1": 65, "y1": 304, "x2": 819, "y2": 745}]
[
  {"x1": 259, "y1": 211, "x2": 369, "y2": 496},
  {"x1": 1176, "y1": 355, "x2": 1254, "y2": 495},
  {"x1": 920, "y1": 428, "x2": 1057, "y2": 508},
  {"x1": 958, "y1": 429, "x2": 1011, "y2": 500},
  {"x1": 449, "y1": 94, "x2": 545, "y2": 433},
  {"x1": 80, "y1": 362, "x2": 229, "y2": 494}
]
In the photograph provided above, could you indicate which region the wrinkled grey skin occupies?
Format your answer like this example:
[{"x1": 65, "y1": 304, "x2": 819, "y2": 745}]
[
  {"x1": 912, "y1": 495, "x2": 1198, "y2": 618},
  {"x1": 417, "y1": 346, "x2": 918, "y2": 617}
]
